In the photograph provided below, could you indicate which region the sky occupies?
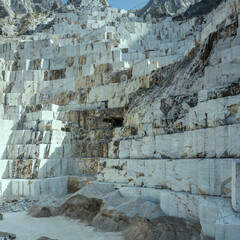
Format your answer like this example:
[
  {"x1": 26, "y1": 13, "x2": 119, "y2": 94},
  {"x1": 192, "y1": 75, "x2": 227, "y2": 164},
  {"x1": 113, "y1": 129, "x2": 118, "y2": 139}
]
[{"x1": 61, "y1": 0, "x2": 149, "y2": 10}]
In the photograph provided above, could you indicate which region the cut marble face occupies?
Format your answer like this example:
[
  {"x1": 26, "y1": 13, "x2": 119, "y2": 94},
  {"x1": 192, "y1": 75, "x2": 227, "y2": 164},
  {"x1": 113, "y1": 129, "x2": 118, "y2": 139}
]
[{"x1": 0, "y1": 0, "x2": 240, "y2": 239}]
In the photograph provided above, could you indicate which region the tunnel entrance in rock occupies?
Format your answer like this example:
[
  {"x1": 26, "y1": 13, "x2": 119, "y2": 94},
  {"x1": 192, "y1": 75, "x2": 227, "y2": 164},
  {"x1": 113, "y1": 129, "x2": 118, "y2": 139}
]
[{"x1": 103, "y1": 117, "x2": 124, "y2": 128}]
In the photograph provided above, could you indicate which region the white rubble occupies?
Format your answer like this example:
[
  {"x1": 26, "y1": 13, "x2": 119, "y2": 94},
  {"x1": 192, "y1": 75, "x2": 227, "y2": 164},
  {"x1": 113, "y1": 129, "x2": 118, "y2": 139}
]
[
  {"x1": 73, "y1": 184, "x2": 165, "y2": 220},
  {"x1": 0, "y1": 211, "x2": 123, "y2": 240}
]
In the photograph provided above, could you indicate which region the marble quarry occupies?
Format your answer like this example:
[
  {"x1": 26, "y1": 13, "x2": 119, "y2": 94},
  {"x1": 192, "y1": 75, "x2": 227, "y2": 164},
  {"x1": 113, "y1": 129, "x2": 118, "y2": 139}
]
[{"x1": 0, "y1": 0, "x2": 240, "y2": 239}]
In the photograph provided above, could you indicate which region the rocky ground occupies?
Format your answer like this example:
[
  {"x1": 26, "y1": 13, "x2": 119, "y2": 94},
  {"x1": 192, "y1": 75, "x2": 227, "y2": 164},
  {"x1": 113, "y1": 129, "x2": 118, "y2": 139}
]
[
  {"x1": 0, "y1": 195, "x2": 71, "y2": 213},
  {"x1": 0, "y1": 184, "x2": 202, "y2": 239},
  {"x1": 0, "y1": 194, "x2": 72, "y2": 239},
  {"x1": 0, "y1": 231, "x2": 16, "y2": 240},
  {"x1": 0, "y1": 211, "x2": 123, "y2": 240},
  {"x1": 27, "y1": 184, "x2": 202, "y2": 240}
]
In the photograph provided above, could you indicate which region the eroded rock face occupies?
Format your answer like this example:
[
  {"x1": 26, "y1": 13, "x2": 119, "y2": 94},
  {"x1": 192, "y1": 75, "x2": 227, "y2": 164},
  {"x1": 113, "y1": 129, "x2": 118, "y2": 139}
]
[
  {"x1": 137, "y1": 0, "x2": 201, "y2": 17},
  {"x1": 0, "y1": 0, "x2": 62, "y2": 17},
  {"x1": 91, "y1": 209, "x2": 135, "y2": 232},
  {"x1": 123, "y1": 217, "x2": 201, "y2": 240},
  {"x1": 68, "y1": 0, "x2": 109, "y2": 8},
  {"x1": 28, "y1": 205, "x2": 53, "y2": 218},
  {"x1": 183, "y1": 0, "x2": 224, "y2": 17},
  {"x1": 0, "y1": 2, "x2": 10, "y2": 17},
  {"x1": 0, "y1": 0, "x2": 61, "y2": 36},
  {"x1": 59, "y1": 195, "x2": 103, "y2": 221},
  {"x1": 137, "y1": 0, "x2": 224, "y2": 18}
]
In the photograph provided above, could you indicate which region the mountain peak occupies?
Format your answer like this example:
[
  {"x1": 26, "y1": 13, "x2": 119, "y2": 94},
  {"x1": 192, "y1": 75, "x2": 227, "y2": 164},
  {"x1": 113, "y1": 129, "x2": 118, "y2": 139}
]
[
  {"x1": 137, "y1": 0, "x2": 201, "y2": 17},
  {"x1": 68, "y1": 0, "x2": 109, "y2": 8}
]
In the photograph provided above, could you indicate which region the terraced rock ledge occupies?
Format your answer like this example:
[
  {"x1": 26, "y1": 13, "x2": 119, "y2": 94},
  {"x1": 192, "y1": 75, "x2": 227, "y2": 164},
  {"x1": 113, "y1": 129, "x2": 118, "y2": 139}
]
[{"x1": 0, "y1": 0, "x2": 240, "y2": 239}]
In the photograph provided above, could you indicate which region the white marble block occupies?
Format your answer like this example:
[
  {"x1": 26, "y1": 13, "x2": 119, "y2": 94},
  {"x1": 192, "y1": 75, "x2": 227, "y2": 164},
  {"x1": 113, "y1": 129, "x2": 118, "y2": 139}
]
[{"x1": 232, "y1": 160, "x2": 240, "y2": 212}]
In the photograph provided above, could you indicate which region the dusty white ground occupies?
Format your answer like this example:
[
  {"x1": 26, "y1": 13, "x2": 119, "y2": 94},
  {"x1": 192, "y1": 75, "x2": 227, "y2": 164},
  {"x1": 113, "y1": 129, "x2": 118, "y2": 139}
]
[{"x1": 0, "y1": 212, "x2": 124, "y2": 240}]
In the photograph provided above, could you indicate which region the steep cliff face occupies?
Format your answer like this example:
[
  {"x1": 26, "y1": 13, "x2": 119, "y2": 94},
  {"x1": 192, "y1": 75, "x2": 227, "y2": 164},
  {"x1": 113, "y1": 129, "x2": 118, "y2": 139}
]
[
  {"x1": 137, "y1": 0, "x2": 224, "y2": 18},
  {"x1": 137, "y1": 0, "x2": 201, "y2": 17},
  {"x1": 0, "y1": 2, "x2": 10, "y2": 18},
  {"x1": 183, "y1": 0, "x2": 224, "y2": 17},
  {"x1": 0, "y1": 0, "x2": 62, "y2": 17},
  {"x1": 0, "y1": 0, "x2": 62, "y2": 37}
]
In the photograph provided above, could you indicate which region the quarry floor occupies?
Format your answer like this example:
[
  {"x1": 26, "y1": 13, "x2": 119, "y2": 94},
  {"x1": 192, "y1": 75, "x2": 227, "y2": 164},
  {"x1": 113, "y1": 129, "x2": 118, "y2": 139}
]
[{"x1": 0, "y1": 212, "x2": 124, "y2": 240}]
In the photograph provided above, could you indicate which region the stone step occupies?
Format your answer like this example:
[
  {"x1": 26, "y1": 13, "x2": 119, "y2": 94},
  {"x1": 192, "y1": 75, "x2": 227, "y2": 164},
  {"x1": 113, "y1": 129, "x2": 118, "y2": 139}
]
[
  {"x1": 1, "y1": 108, "x2": 59, "y2": 121},
  {"x1": 0, "y1": 130, "x2": 71, "y2": 145},
  {"x1": 238, "y1": 25, "x2": 240, "y2": 44},
  {"x1": 73, "y1": 140, "x2": 109, "y2": 158},
  {"x1": 69, "y1": 157, "x2": 100, "y2": 176},
  {"x1": 222, "y1": 45, "x2": 240, "y2": 63},
  {"x1": 150, "y1": 93, "x2": 240, "y2": 136},
  {"x1": 0, "y1": 158, "x2": 68, "y2": 179},
  {"x1": 0, "y1": 176, "x2": 68, "y2": 196},
  {"x1": 0, "y1": 103, "x2": 59, "y2": 114},
  {"x1": 0, "y1": 81, "x2": 7, "y2": 92},
  {"x1": 109, "y1": 123, "x2": 240, "y2": 159},
  {"x1": 1, "y1": 38, "x2": 110, "y2": 61},
  {"x1": 215, "y1": 212, "x2": 240, "y2": 240},
  {"x1": 117, "y1": 186, "x2": 240, "y2": 240},
  {"x1": 188, "y1": 94, "x2": 240, "y2": 130},
  {"x1": 203, "y1": 61, "x2": 240, "y2": 89},
  {"x1": 2, "y1": 49, "x2": 182, "y2": 80},
  {"x1": 0, "y1": 104, "x2": 22, "y2": 114},
  {"x1": 0, "y1": 143, "x2": 73, "y2": 160},
  {"x1": 0, "y1": 119, "x2": 18, "y2": 130},
  {"x1": 2, "y1": 113, "x2": 22, "y2": 121},
  {"x1": 200, "y1": 198, "x2": 240, "y2": 240},
  {"x1": 0, "y1": 92, "x2": 68, "y2": 107},
  {"x1": 0, "y1": 78, "x2": 75, "y2": 96},
  {"x1": 0, "y1": 81, "x2": 38, "y2": 94},
  {"x1": 198, "y1": 80, "x2": 240, "y2": 103},
  {"x1": 97, "y1": 158, "x2": 233, "y2": 197},
  {"x1": 0, "y1": 39, "x2": 52, "y2": 55},
  {"x1": 2, "y1": 69, "x2": 46, "y2": 82},
  {"x1": 122, "y1": 39, "x2": 193, "y2": 61},
  {"x1": 25, "y1": 111, "x2": 58, "y2": 121},
  {"x1": 222, "y1": 62, "x2": 240, "y2": 78},
  {"x1": 23, "y1": 120, "x2": 63, "y2": 131},
  {"x1": 2, "y1": 62, "x2": 129, "y2": 89},
  {"x1": 1, "y1": 93, "x2": 34, "y2": 106},
  {"x1": 3, "y1": 50, "x2": 121, "y2": 72},
  {"x1": 204, "y1": 64, "x2": 222, "y2": 89},
  {"x1": 88, "y1": 180, "x2": 129, "y2": 189}
]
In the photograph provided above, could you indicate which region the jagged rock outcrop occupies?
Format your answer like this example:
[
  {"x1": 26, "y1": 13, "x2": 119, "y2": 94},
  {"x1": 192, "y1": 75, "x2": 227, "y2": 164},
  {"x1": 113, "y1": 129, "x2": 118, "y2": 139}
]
[
  {"x1": 137, "y1": 0, "x2": 201, "y2": 17},
  {"x1": 183, "y1": 0, "x2": 224, "y2": 17},
  {"x1": 0, "y1": 2, "x2": 9, "y2": 18},
  {"x1": 68, "y1": 0, "x2": 109, "y2": 8},
  {"x1": 137, "y1": 0, "x2": 224, "y2": 18},
  {"x1": 0, "y1": 0, "x2": 62, "y2": 37},
  {"x1": 123, "y1": 217, "x2": 201, "y2": 240},
  {"x1": 0, "y1": 0, "x2": 62, "y2": 17},
  {"x1": 29, "y1": 184, "x2": 201, "y2": 238}
]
